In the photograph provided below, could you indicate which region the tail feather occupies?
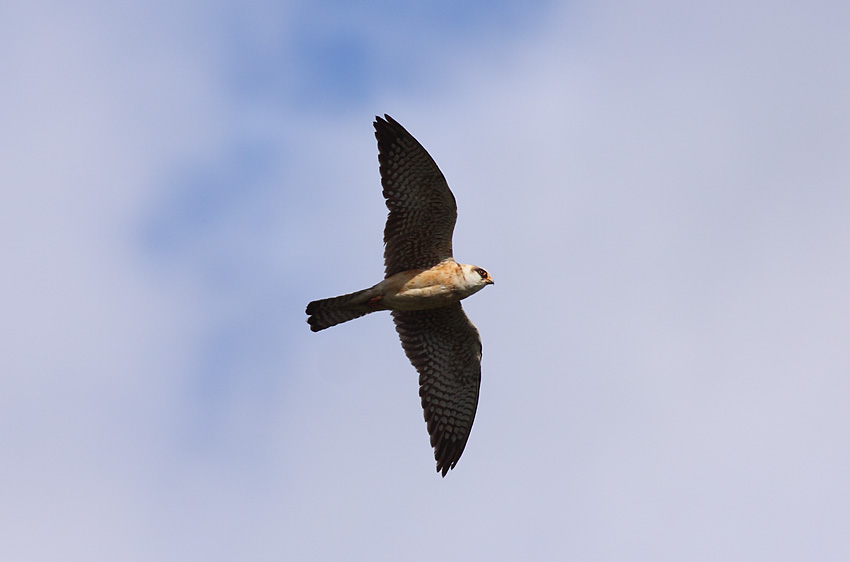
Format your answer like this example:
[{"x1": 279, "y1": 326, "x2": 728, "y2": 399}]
[{"x1": 306, "y1": 289, "x2": 377, "y2": 332}]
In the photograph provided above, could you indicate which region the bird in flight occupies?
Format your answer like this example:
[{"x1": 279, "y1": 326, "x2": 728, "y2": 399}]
[{"x1": 306, "y1": 115, "x2": 494, "y2": 476}]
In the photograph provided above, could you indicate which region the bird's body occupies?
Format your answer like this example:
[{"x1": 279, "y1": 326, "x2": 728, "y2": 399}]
[
  {"x1": 306, "y1": 115, "x2": 493, "y2": 476},
  {"x1": 307, "y1": 259, "x2": 491, "y2": 331}
]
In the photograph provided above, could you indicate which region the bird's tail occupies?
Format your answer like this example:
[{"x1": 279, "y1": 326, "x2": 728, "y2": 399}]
[{"x1": 306, "y1": 288, "x2": 381, "y2": 332}]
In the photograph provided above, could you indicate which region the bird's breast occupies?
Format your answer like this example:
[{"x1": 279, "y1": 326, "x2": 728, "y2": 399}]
[{"x1": 380, "y1": 261, "x2": 467, "y2": 311}]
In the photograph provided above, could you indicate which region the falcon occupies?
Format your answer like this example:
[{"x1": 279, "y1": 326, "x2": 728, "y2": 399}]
[{"x1": 306, "y1": 115, "x2": 494, "y2": 476}]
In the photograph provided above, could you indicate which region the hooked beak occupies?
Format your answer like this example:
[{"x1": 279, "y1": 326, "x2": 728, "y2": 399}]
[{"x1": 486, "y1": 277, "x2": 495, "y2": 285}]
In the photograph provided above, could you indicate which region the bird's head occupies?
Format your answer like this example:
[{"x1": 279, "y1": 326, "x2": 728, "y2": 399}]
[{"x1": 460, "y1": 264, "x2": 495, "y2": 294}]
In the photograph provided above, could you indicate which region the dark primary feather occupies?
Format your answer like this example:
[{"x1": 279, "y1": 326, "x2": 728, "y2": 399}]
[
  {"x1": 374, "y1": 115, "x2": 458, "y2": 278},
  {"x1": 392, "y1": 304, "x2": 482, "y2": 477}
]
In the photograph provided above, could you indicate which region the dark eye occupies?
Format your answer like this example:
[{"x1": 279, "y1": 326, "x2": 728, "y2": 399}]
[{"x1": 476, "y1": 268, "x2": 488, "y2": 278}]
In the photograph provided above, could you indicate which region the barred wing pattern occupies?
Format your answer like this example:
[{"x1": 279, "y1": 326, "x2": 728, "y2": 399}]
[
  {"x1": 392, "y1": 304, "x2": 482, "y2": 476},
  {"x1": 374, "y1": 115, "x2": 458, "y2": 278}
]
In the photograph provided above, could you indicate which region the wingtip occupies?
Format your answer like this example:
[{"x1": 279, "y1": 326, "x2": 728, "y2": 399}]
[{"x1": 374, "y1": 114, "x2": 400, "y2": 130}]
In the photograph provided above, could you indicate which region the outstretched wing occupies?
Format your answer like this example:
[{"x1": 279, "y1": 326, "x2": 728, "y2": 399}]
[
  {"x1": 375, "y1": 115, "x2": 457, "y2": 278},
  {"x1": 392, "y1": 304, "x2": 482, "y2": 476}
]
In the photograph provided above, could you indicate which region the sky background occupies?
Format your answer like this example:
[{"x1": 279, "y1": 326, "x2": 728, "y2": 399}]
[{"x1": 3, "y1": 1, "x2": 850, "y2": 560}]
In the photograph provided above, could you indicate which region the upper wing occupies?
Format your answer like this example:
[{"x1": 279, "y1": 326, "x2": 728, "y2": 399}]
[
  {"x1": 375, "y1": 115, "x2": 457, "y2": 278},
  {"x1": 392, "y1": 303, "x2": 482, "y2": 476}
]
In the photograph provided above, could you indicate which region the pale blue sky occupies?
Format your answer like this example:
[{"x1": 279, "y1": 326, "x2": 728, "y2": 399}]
[{"x1": 2, "y1": 1, "x2": 850, "y2": 560}]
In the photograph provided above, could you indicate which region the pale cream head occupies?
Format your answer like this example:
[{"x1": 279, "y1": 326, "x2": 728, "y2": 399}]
[{"x1": 458, "y1": 263, "x2": 495, "y2": 296}]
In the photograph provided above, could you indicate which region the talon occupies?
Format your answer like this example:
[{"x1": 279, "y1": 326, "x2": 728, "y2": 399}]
[{"x1": 367, "y1": 295, "x2": 383, "y2": 308}]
